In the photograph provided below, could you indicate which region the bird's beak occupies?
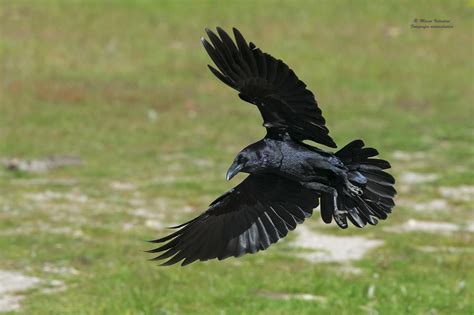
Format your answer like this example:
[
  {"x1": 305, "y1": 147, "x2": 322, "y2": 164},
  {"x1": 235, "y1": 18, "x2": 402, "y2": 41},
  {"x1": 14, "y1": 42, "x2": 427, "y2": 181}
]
[{"x1": 226, "y1": 161, "x2": 243, "y2": 181}]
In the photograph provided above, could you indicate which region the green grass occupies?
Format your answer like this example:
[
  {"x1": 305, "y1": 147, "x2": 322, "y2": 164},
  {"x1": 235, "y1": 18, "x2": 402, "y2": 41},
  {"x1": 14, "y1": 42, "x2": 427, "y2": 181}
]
[{"x1": 0, "y1": 0, "x2": 473, "y2": 314}]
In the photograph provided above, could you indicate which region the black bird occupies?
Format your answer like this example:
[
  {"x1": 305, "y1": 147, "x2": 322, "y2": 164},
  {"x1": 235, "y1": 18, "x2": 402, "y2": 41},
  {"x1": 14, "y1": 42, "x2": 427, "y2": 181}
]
[{"x1": 149, "y1": 27, "x2": 396, "y2": 266}]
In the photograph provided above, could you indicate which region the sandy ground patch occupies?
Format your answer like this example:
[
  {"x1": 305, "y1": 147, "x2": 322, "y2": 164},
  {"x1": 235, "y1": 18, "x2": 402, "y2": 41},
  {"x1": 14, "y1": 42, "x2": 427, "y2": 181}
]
[
  {"x1": 109, "y1": 181, "x2": 137, "y2": 191},
  {"x1": 0, "y1": 263, "x2": 81, "y2": 312},
  {"x1": 24, "y1": 190, "x2": 88, "y2": 203},
  {"x1": 397, "y1": 184, "x2": 473, "y2": 213},
  {"x1": 392, "y1": 151, "x2": 427, "y2": 161},
  {"x1": 128, "y1": 198, "x2": 146, "y2": 207},
  {"x1": 129, "y1": 198, "x2": 195, "y2": 231},
  {"x1": 131, "y1": 208, "x2": 162, "y2": 219},
  {"x1": 293, "y1": 226, "x2": 384, "y2": 263},
  {"x1": 147, "y1": 109, "x2": 158, "y2": 121},
  {"x1": 257, "y1": 290, "x2": 327, "y2": 303},
  {"x1": 10, "y1": 178, "x2": 78, "y2": 186},
  {"x1": 2, "y1": 156, "x2": 82, "y2": 173},
  {"x1": 42, "y1": 263, "x2": 79, "y2": 276},
  {"x1": 40, "y1": 281, "x2": 68, "y2": 295},
  {"x1": 0, "y1": 270, "x2": 40, "y2": 313},
  {"x1": 145, "y1": 219, "x2": 163, "y2": 230},
  {"x1": 385, "y1": 219, "x2": 474, "y2": 234},
  {"x1": 406, "y1": 199, "x2": 448, "y2": 212},
  {"x1": 400, "y1": 172, "x2": 438, "y2": 184},
  {"x1": 439, "y1": 186, "x2": 474, "y2": 202},
  {"x1": 129, "y1": 207, "x2": 165, "y2": 231},
  {"x1": 0, "y1": 224, "x2": 86, "y2": 239}
]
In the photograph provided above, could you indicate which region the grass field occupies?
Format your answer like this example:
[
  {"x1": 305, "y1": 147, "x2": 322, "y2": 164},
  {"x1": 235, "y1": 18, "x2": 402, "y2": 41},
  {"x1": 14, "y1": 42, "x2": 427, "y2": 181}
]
[{"x1": 0, "y1": 1, "x2": 473, "y2": 314}]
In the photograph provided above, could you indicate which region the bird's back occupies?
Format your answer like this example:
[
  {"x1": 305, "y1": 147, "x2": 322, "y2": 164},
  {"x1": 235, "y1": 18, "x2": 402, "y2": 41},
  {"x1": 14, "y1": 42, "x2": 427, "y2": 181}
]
[{"x1": 265, "y1": 138, "x2": 343, "y2": 182}]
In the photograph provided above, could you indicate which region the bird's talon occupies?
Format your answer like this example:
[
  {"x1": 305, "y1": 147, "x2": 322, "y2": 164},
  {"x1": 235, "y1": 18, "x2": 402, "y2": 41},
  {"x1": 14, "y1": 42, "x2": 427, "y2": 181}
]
[
  {"x1": 346, "y1": 182, "x2": 363, "y2": 196},
  {"x1": 334, "y1": 208, "x2": 347, "y2": 217}
]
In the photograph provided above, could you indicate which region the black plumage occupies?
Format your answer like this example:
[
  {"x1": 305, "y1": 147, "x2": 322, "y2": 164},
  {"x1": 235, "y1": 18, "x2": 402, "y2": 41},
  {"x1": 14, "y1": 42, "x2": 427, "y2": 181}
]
[
  {"x1": 149, "y1": 27, "x2": 396, "y2": 266},
  {"x1": 149, "y1": 174, "x2": 317, "y2": 266}
]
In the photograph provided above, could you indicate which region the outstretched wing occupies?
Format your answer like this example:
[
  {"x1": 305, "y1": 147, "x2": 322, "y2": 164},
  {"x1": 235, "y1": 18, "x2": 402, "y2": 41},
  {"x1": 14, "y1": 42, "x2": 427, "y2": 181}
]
[
  {"x1": 148, "y1": 174, "x2": 319, "y2": 266},
  {"x1": 201, "y1": 27, "x2": 337, "y2": 148}
]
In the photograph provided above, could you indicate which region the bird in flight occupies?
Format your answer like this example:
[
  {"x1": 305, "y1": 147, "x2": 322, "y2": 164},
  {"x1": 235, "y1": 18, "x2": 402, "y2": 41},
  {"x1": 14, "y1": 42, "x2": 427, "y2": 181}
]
[{"x1": 149, "y1": 27, "x2": 396, "y2": 266}]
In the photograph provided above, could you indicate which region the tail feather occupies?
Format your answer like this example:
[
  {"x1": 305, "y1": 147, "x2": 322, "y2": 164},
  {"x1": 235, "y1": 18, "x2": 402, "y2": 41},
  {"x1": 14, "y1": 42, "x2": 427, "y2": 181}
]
[
  {"x1": 334, "y1": 139, "x2": 364, "y2": 159},
  {"x1": 363, "y1": 188, "x2": 395, "y2": 208},
  {"x1": 330, "y1": 139, "x2": 396, "y2": 228},
  {"x1": 352, "y1": 197, "x2": 379, "y2": 225},
  {"x1": 360, "y1": 169, "x2": 395, "y2": 185},
  {"x1": 360, "y1": 158, "x2": 391, "y2": 169},
  {"x1": 366, "y1": 181, "x2": 396, "y2": 198},
  {"x1": 352, "y1": 148, "x2": 379, "y2": 161}
]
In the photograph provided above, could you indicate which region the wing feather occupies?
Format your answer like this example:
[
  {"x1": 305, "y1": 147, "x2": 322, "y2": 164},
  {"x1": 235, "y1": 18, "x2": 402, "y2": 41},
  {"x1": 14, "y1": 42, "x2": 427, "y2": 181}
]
[
  {"x1": 202, "y1": 27, "x2": 336, "y2": 147},
  {"x1": 148, "y1": 174, "x2": 319, "y2": 266}
]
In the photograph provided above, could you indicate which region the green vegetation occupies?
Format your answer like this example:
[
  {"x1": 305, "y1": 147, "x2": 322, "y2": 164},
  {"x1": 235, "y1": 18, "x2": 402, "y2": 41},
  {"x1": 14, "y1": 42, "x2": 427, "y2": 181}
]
[{"x1": 0, "y1": 1, "x2": 472, "y2": 314}]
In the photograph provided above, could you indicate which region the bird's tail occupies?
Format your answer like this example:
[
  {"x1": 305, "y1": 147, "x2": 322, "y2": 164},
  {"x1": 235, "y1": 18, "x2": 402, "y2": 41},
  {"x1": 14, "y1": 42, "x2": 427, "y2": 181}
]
[{"x1": 321, "y1": 139, "x2": 396, "y2": 228}]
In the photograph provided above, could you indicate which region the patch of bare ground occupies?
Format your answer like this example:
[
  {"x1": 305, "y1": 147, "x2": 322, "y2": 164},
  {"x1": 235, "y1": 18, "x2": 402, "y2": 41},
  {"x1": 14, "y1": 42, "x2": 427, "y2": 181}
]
[
  {"x1": 439, "y1": 185, "x2": 474, "y2": 202},
  {"x1": 2, "y1": 156, "x2": 82, "y2": 173},
  {"x1": 10, "y1": 178, "x2": 78, "y2": 186},
  {"x1": 292, "y1": 226, "x2": 383, "y2": 264},
  {"x1": 0, "y1": 224, "x2": 87, "y2": 238},
  {"x1": 398, "y1": 199, "x2": 448, "y2": 213},
  {"x1": 109, "y1": 181, "x2": 137, "y2": 191},
  {"x1": 256, "y1": 290, "x2": 327, "y2": 303},
  {"x1": 392, "y1": 150, "x2": 427, "y2": 161},
  {"x1": 384, "y1": 219, "x2": 474, "y2": 234},
  {"x1": 400, "y1": 172, "x2": 438, "y2": 185},
  {"x1": 0, "y1": 270, "x2": 40, "y2": 313},
  {"x1": 0, "y1": 262, "x2": 81, "y2": 311},
  {"x1": 24, "y1": 190, "x2": 88, "y2": 203},
  {"x1": 128, "y1": 197, "x2": 195, "y2": 231},
  {"x1": 42, "y1": 263, "x2": 79, "y2": 276}
]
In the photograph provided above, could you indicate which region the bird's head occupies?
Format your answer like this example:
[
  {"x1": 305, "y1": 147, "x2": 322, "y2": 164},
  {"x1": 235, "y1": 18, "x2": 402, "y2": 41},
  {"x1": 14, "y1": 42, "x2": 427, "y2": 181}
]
[{"x1": 226, "y1": 141, "x2": 281, "y2": 181}]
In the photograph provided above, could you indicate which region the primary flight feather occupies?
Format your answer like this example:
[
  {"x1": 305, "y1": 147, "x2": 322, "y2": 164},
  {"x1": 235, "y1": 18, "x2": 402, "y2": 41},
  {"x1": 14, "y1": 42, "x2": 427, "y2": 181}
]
[
  {"x1": 149, "y1": 27, "x2": 396, "y2": 266},
  {"x1": 202, "y1": 27, "x2": 335, "y2": 147}
]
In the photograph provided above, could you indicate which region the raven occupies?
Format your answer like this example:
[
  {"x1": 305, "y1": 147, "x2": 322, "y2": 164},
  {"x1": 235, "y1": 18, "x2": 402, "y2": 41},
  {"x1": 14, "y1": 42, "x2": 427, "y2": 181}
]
[{"x1": 149, "y1": 27, "x2": 396, "y2": 266}]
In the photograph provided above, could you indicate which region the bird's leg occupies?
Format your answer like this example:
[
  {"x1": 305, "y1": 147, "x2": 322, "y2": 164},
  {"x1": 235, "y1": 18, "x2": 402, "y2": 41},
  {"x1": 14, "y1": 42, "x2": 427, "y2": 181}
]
[
  {"x1": 345, "y1": 180, "x2": 363, "y2": 196},
  {"x1": 332, "y1": 169, "x2": 363, "y2": 196},
  {"x1": 302, "y1": 182, "x2": 347, "y2": 218}
]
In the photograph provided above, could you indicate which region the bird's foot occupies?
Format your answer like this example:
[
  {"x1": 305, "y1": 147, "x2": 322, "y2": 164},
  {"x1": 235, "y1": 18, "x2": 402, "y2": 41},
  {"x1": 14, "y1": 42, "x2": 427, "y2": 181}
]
[
  {"x1": 333, "y1": 208, "x2": 348, "y2": 228},
  {"x1": 334, "y1": 207, "x2": 347, "y2": 217},
  {"x1": 346, "y1": 181, "x2": 363, "y2": 196}
]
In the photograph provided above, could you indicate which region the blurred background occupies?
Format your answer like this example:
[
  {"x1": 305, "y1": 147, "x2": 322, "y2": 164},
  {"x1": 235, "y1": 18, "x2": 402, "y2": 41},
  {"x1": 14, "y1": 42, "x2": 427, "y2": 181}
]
[{"x1": 0, "y1": 1, "x2": 472, "y2": 314}]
